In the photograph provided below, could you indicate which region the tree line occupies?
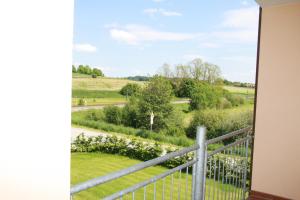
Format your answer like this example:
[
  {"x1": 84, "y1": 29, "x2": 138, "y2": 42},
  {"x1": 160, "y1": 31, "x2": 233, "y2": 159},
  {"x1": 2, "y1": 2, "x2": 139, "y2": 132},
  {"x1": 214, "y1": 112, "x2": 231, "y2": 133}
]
[
  {"x1": 158, "y1": 58, "x2": 222, "y2": 84},
  {"x1": 72, "y1": 65, "x2": 104, "y2": 77}
]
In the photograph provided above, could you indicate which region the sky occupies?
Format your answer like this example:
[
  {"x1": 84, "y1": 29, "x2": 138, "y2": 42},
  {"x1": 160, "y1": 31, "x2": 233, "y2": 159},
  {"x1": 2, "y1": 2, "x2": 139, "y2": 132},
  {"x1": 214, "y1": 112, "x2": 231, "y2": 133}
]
[{"x1": 73, "y1": 0, "x2": 259, "y2": 83}]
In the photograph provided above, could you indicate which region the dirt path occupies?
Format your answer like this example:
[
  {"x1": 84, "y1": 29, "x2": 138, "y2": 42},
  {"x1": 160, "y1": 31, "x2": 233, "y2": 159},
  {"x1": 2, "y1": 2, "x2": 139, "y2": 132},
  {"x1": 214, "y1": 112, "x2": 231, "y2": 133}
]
[{"x1": 72, "y1": 99, "x2": 189, "y2": 112}]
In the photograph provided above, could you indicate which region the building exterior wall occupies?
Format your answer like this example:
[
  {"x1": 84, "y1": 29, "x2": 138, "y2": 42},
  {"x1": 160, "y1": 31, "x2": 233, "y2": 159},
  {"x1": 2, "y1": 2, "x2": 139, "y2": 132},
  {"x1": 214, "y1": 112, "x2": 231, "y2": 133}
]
[{"x1": 251, "y1": 3, "x2": 300, "y2": 199}]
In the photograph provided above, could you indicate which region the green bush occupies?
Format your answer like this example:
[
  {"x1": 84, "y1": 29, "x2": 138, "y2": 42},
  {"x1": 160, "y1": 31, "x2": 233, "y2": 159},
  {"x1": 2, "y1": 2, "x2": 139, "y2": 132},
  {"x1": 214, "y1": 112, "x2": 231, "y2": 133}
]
[
  {"x1": 71, "y1": 134, "x2": 251, "y2": 184},
  {"x1": 175, "y1": 78, "x2": 197, "y2": 98},
  {"x1": 72, "y1": 110, "x2": 194, "y2": 147},
  {"x1": 103, "y1": 106, "x2": 123, "y2": 125},
  {"x1": 187, "y1": 108, "x2": 253, "y2": 140},
  {"x1": 122, "y1": 98, "x2": 139, "y2": 128},
  {"x1": 92, "y1": 68, "x2": 104, "y2": 77},
  {"x1": 91, "y1": 74, "x2": 97, "y2": 78},
  {"x1": 120, "y1": 83, "x2": 141, "y2": 96},
  {"x1": 189, "y1": 82, "x2": 222, "y2": 110},
  {"x1": 218, "y1": 98, "x2": 232, "y2": 109},
  {"x1": 78, "y1": 98, "x2": 87, "y2": 106}
]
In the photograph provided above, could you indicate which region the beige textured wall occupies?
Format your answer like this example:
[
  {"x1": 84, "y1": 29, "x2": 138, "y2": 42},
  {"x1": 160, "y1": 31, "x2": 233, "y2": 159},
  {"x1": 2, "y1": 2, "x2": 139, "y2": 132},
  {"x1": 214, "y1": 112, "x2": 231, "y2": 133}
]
[{"x1": 252, "y1": 3, "x2": 300, "y2": 199}]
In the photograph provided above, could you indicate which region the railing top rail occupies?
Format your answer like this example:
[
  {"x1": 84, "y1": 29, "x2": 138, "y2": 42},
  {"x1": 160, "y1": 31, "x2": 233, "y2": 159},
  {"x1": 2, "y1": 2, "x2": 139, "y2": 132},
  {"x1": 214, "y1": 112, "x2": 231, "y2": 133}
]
[
  {"x1": 103, "y1": 160, "x2": 197, "y2": 200},
  {"x1": 70, "y1": 144, "x2": 199, "y2": 195},
  {"x1": 205, "y1": 126, "x2": 252, "y2": 145}
]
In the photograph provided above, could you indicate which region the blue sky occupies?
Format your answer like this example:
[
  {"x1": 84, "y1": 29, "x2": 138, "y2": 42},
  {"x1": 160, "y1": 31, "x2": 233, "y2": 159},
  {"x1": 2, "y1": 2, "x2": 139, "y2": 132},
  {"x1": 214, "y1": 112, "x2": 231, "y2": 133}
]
[{"x1": 73, "y1": 0, "x2": 259, "y2": 83}]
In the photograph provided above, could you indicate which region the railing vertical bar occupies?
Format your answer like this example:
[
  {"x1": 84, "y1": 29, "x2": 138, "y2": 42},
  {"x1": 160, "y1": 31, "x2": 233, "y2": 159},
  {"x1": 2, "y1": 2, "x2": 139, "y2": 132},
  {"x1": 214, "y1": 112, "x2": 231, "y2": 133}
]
[
  {"x1": 186, "y1": 166, "x2": 189, "y2": 200},
  {"x1": 229, "y1": 147, "x2": 234, "y2": 200},
  {"x1": 143, "y1": 186, "x2": 146, "y2": 200},
  {"x1": 132, "y1": 191, "x2": 135, "y2": 200},
  {"x1": 224, "y1": 148, "x2": 228, "y2": 200},
  {"x1": 221, "y1": 151, "x2": 225, "y2": 200},
  {"x1": 233, "y1": 145, "x2": 237, "y2": 200},
  {"x1": 171, "y1": 173, "x2": 174, "y2": 200},
  {"x1": 213, "y1": 157, "x2": 216, "y2": 200},
  {"x1": 203, "y1": 148, "x2": 208, "y2": 200},
  {"x1": 242, "y1": 138, "x2": 249, "y2": 200},
  {"x1": 218, "y1": 155, "x2": 221, "y2": 200},
  {"x1": 237, "y1": 143, "x2": 241, "y2": 200},
  {"x1": 178, "y1": 169, "x2": 181, "y2": 200},
  {"x1": 208, "y1": 157, "x2": 212, "y2": 200},
  {"x1": 239, "y1": 141, "x2": 245, "y2": 199},
  {"x1": 192, "y1": 162, "x2": 196, "y2": 200},
  {"x1": 162, "y1": 178, "x2": 165, "y2": 200},
  {"x1": 154, "y1": 181, "x2": 156, "y2": 200}
]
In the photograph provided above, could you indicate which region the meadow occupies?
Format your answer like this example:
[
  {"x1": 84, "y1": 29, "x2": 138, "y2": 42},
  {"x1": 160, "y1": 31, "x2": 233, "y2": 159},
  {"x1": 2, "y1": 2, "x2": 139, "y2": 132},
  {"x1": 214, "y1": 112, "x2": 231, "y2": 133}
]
[
  {"x1": 72, "y1": 75, "x2": 145, "y2": 91},
  {"x1": 72, "y1": 76, "x2": 254, "y2": 106},
  {"x1": 223, "y1": 86, "x2": 255, "y2": 95},
  {"x1": 71, "y1": 152, "x2": 241, "y2": 200}
]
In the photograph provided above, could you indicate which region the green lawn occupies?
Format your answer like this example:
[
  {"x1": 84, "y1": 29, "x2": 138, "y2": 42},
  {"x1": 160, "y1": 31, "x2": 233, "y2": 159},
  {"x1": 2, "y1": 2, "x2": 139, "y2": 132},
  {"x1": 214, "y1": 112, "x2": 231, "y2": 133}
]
[{"x1": 71, "y1": 153, "x2": 241, "y2": 200}]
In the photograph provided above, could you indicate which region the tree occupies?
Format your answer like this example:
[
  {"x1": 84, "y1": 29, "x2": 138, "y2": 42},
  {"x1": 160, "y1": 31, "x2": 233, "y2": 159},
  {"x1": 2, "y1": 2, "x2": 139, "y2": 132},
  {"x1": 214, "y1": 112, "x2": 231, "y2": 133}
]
[
  {"x1": 72, "y1": 65, "x2": 76, "y2": 73},
  {"x1": 158, "y1": 63, "x2": 173, "y2": 78},
  {"x1": 190, "y1": 58, "x2": 204, "y2": 80},
  {"x1": 175, "y1": 65, "x2": 192, "y2": 78},
  {"x1": 189, "y1": 82, "x2": 222, "y2": 110},
  {"x1": 120, "y1": 83, "x2": 141, "y2": 97},
  {"x1": 77, "y1": 65, "x2": 92, "y2": 75},
  {"x1": 92, "y1": 68, "x2": 104, "y2": 77},
  {"x1": 176, "y1": 78, "x2": 197, "y2": 98},
  {"x1": 137, "y1": 76, "x2": 174, "y2": 131},
  {"x1": 206, "y1": 63, "x2": 221, "y2": 84}
]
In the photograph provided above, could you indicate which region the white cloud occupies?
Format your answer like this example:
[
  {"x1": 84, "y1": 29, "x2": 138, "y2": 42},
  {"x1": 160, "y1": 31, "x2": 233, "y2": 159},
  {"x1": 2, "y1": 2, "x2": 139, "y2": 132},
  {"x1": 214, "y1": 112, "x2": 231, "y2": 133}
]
[
  {"x1": 73, "y1": 43, "x2": 97, "y2": 52},
  {"x1": 222, "y1": 6, "x2": 259, "y2": 30},
  {"x1": 109, "y1": 24, "x2": 201, "y2": 45},
  {"x1": 208, "y1": 6, "x2": 259, "y2": 44},
  {"x1": 143, "y1": 8, "x2": 182, "y2": 17}
]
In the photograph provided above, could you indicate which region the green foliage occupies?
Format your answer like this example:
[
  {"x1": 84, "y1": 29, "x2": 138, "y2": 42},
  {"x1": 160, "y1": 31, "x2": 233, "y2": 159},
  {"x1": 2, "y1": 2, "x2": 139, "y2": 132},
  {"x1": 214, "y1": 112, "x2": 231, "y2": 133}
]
[
  {"x1": 72, "y1": 90, "x2": 123, "y2": 98},
  {"x1": 119, "y1": 83, "x2": 141, "y2": 96},
  {"x1": 72, "y1": 110, "x2": 193, "y2": 146},
  {"x1": 103, "y1": 106, "x2": 123, "y2": 125},
  {"x1": 75, "y1": 65, "x2": 104, "y2": 77},
  {"x1": 72, "y1": 65, "x2": 76, "y2": 73},
  {"x1": 122, "y1": 97, "x2": 139, "y2": 128},
  {"x1": 78, "y1": 98, "x2": 87, "y2": 106},
  {"x1": 127, "y1": 76, "x2": 150, "y2": 81},
  {"x1": 71, "y1": 133, "x2": 190, "y2": 168},
  {"x1": 187, "y1": 108, "x2": 253, "y2": 140},
  {"x1": 137, "y1": 76, "x2": 174, "y2": 131},
  {"x1": 189, "y1": 82, "x2": 222, "y2": 110},
  {"x1": 91, "y1": 74, "x2": 97, "y2": 78},
  {"x1": 92, "y1": 68, "x2": 104, "y2": 77},
  {"x1": 175, "y1": 78, "x2": 197, "y2": 98},
  {"x1": 223, "y1": 90, "x2": 245, "y2": 107},
  {"x1": 77, "y1": 65, "x2": 92, "y2": 75}
]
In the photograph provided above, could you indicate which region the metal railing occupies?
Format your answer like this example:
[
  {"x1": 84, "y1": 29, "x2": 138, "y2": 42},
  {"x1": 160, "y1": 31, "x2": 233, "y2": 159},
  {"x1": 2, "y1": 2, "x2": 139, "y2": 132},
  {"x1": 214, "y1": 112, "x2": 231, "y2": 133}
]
[{"x1": 70, "y1": 126, "x2": 252, "y2": 200}]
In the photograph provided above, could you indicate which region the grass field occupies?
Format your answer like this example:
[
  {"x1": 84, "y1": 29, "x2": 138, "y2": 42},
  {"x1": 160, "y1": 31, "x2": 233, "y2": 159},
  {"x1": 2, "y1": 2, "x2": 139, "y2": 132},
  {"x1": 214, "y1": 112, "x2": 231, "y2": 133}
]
[
  {"x1": 72, "y1": 76, "x2": 145, "y2": 91},
  {"x1": 223, "y1": 86, "x2": 255, "y2": 95},
  {"x1": 71, "y1": 77, "x2": 255, "y2": 106},
  {"x1": 71, "y1": 153, "x2": 240, "y2": 200}
]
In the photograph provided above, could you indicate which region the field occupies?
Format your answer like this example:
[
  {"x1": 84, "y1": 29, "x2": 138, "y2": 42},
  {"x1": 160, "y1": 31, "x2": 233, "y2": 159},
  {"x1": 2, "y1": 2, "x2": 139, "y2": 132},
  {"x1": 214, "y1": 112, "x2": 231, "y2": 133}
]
[
  {"x1": 223, "y1": 86, "x2": 255, "y2": 95},
  {"x1": 72, "y1": 76, "x2": 254, "y2": 106},
  {"x1": 71, "y1": 152, "x2": 240, "y2": 200},
  {"x1": 72, "y1": 75, "x2": 145, "y2": 91}
]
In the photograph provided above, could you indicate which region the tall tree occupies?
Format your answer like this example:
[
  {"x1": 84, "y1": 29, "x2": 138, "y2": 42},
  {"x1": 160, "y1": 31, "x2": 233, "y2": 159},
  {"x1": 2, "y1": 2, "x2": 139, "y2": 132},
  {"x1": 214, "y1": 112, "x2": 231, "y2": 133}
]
[{"x1": 159, "y1": 63, "x2": 173, "y2": 78}]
